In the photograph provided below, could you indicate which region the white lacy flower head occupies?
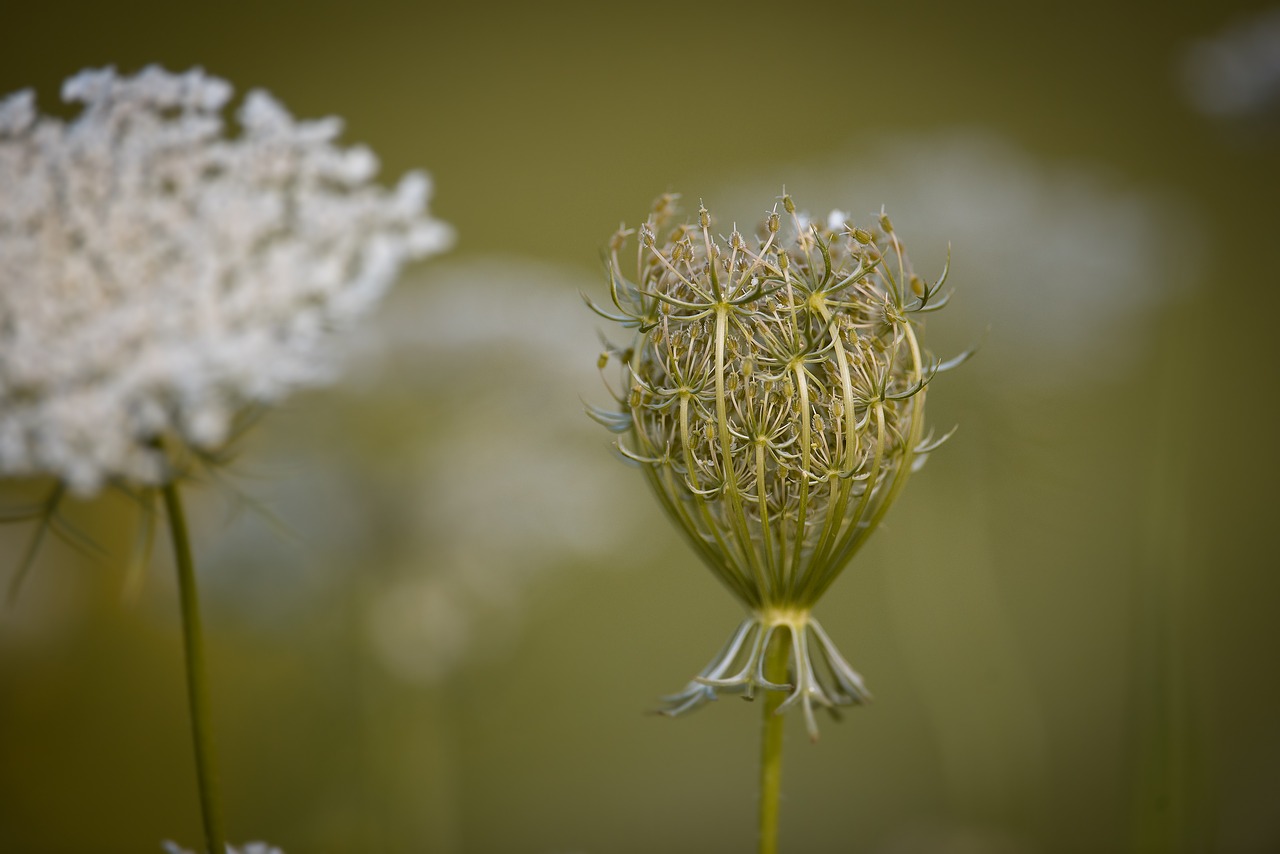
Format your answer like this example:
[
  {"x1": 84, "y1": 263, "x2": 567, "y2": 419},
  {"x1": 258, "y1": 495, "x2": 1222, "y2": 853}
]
[{"x1": 0, "y1": 66, "x2": 453, "y2": 495}]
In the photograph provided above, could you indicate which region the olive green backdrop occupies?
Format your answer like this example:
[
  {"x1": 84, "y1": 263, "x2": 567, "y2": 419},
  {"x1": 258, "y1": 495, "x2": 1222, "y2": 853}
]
[{"x1": 2, "y1": 1, "x2": 1278, "y2": 852}]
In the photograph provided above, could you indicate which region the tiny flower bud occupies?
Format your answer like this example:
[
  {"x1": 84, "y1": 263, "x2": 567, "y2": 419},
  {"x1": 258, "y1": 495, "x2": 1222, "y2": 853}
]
[{"x1": 653, "y1": 193, "x2": 679, "y2": 218}]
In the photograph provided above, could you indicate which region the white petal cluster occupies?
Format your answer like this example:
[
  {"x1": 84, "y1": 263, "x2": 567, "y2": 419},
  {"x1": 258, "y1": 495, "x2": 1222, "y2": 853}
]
[{"x1": 0, "y1": 66, "x2": 453, "y2": 495}]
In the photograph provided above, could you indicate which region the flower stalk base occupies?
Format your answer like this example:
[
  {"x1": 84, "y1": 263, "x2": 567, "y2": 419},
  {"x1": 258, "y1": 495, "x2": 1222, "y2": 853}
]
[{"x1": 758, "y1": 626, "x2": 790, "y2": 854}]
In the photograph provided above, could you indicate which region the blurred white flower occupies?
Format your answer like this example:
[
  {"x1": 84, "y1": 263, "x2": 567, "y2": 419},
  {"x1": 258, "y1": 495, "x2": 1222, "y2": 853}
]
[
  {"x1": 163, "y1": 841, "x2": 284, "y2": 854},
  {"x1": 1181, "y1": 6, "x2": 1280, "y2": 121},
  {"x1": 718, "y1": 131, "x2": 1200, "y2": 384},
  {"x1": 0, "y1": 66, "x2": 452, "y2": 495},
  {"x1": 198, "y1": 259, "x2": 657, "y2": 683},
  {"x1": 354, "y1": 261, "x2": 655, "y2": 683}
]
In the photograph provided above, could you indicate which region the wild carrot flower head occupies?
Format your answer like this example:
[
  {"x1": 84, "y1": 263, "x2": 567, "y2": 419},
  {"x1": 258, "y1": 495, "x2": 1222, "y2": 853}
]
[
  {"x1": 0, "y1": 66, "x2": 452, "y2": 496},
  {"x1": 588, "y1": 193, "x2": 964, "y2": 737}
]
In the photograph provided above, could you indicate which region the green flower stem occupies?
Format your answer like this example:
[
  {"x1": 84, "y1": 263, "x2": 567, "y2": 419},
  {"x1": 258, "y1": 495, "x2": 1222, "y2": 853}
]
[
  {"x1": 758, "y1": 626, "x2": 791, "y2": 854},
  {"x1": 162, "y1": 481, "x2": 226, "y2": 854},
  {"x1": 6, "y1": 481, "x2": 65, "y2": 604}
]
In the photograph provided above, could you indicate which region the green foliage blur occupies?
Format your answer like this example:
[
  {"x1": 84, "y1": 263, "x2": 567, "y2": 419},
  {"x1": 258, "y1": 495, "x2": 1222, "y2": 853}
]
[{"x1": 2, "y1": 1, "x2": 1278, "y2": 852}]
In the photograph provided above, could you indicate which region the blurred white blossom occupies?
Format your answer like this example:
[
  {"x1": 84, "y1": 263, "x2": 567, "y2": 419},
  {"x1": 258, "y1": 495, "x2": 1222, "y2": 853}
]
[
  {"x1": 357, "y1": 263, "x2": 656, "y2": 682},
  {"x1": 719, "y1": 131, "x2": 1200, "y2": 385},
  {"x1": 0, "y1": 66, "x2": 452, "y2": 495},
  {"x1": 199, "y1": 260, "x2": 656, "y2": 683},
  {"x1": 1181, "y1": 6, "x2": 1280, "y2": 122},
  {"x1": 163, "y1": 841, "x2": 283, "y2": 854}
]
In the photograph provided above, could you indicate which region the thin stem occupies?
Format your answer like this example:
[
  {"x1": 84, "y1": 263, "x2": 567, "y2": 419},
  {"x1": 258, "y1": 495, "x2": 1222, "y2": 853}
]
[
  {"x1": 162, "y1": 481, "x2": 227, "y2": 854},
  {"x1": 6, "y1": 481, "x2": 66, "y2": 604},
  {"x1": 758, "y1": 626, "x2": 791, "y2": 854}
]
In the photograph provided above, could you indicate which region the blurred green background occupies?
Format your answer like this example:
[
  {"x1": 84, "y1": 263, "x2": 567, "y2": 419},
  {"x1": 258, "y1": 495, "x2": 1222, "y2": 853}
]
[{"x1": 2, "y1": 1, "x2": 1279, "y2": 852}]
